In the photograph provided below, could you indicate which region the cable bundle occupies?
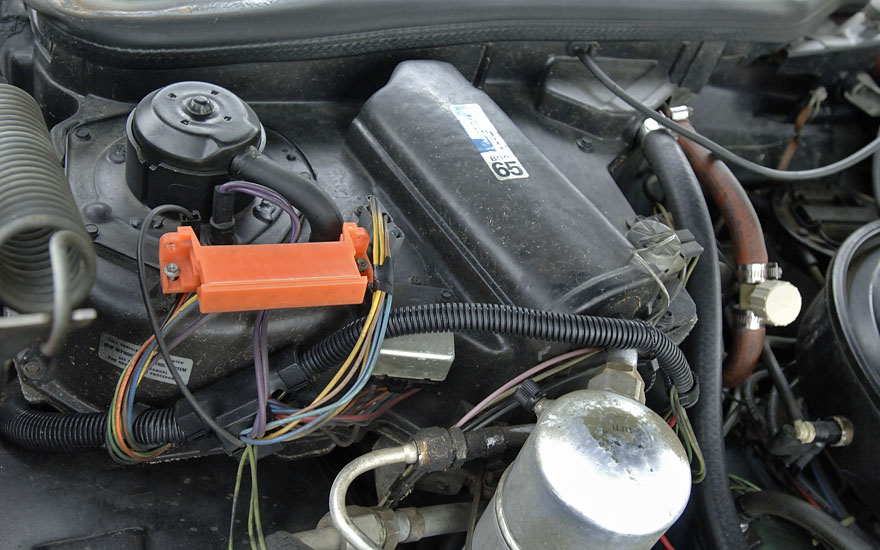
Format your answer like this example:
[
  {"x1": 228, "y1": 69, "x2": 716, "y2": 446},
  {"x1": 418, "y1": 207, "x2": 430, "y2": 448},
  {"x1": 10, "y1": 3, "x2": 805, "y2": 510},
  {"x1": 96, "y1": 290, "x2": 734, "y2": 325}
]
[
  {"x1": 240, "y1": 197, "x2": 394, "y2": 446},
  {"x1": 105, "y1": 294, "x2": 204, "y2": 462}
]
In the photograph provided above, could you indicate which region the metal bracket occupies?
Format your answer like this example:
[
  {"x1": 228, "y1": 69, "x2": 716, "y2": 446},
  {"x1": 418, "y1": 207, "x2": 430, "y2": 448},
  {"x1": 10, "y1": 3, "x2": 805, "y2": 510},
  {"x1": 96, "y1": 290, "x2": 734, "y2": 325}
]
[{"x1": 0, "y1": 309, "x2": 96, "y2": 363}]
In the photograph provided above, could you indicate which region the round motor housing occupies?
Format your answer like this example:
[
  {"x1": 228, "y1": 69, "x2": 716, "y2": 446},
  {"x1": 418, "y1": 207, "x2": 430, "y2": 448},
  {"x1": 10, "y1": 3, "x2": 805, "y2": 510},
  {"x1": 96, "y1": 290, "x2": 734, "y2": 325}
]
[
  {"x1": 472, "y1": 389, "x2": 691, "y2": 550},
  {"x1": 125, "y1": 81, "x2": 265, "y2": 216},
  {"x1": 798, "y1": 220, "x2": 880, "y2": 510}
]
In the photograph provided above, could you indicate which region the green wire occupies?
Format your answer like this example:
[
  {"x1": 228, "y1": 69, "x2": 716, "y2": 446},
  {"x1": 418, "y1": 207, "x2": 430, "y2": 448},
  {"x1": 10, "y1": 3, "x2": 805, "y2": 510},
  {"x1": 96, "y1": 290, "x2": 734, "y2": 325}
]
[
  {"x1": 669, "y1": 385, "x2": 706, "y2": 484},
  {"x1": 229, "y1": 445, "x2": 267, "y2": 550},
  {"x1": 729, "y1": 473, "x2": 761, "y2": 492},
  {"x1": 683, "y1": 256, "x2": 700, "y2": 287},
  {"x1": 249, "y1": 446, "x2": 267, "y2": 550},
  {"x1": 229, "y1": 446, "x2": 252, "y2": 550}
]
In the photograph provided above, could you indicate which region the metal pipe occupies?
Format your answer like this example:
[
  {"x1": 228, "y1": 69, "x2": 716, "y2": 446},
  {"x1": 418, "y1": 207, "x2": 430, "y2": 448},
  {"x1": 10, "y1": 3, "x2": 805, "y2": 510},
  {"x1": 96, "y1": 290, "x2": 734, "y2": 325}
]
[
  {"x1": 286, "y1": 503, "x2": 470, "y2": 550},
  {"x1": 328, "y1": 442, "x2": 420, "y2": 550}
]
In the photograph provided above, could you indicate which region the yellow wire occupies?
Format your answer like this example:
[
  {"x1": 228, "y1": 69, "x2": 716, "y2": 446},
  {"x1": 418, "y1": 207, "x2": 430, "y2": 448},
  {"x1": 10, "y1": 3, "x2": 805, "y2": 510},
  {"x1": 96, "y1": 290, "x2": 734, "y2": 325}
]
[
  {"x1": 314, "y1": 293, "x2": 382, "y2": 403},
  {"x1": 136, "y1": 294, "x2": 200, "y2": 386},
  {"x1": 263, "y1": 198, "x2": 389, "y2": 440},
  {"x1": 260, "y1": 291, "x2": 384, "y2": 439},
  {"x1": 370, "y1": 197, "x2": 380, "y2": 266}
]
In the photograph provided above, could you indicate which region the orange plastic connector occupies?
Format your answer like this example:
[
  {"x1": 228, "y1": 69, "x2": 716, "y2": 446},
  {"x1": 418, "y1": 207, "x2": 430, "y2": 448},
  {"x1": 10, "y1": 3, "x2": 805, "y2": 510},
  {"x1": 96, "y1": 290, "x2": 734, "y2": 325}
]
[{"x1": 158, "y1": 222, "x2": 373, "y2": 313}]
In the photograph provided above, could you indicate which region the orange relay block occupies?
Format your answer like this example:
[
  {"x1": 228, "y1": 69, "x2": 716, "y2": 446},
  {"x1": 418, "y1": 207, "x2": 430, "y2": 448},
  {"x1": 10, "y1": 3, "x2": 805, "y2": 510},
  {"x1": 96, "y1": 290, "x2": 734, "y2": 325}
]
[{"x1": 158, "y1": 222, "x2": 372, "y2": 313}]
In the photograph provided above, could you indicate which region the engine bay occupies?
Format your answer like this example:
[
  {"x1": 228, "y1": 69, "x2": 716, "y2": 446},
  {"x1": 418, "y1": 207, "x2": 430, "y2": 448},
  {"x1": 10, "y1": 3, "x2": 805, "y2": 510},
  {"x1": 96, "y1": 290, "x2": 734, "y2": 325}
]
[{"x1": 2, "y1": 0, "x2": 880, "y2": 548}]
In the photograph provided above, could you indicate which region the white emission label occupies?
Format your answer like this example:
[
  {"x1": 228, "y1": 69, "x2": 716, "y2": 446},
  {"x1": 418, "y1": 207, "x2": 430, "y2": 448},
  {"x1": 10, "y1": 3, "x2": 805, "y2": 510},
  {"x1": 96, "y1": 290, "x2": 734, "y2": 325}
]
[
  {"x1": 99, "y1": 332, "x2": 194, "y2": 385},
  {"x1": 450, "y1": 103, "x2": 529, "y2": 181}
]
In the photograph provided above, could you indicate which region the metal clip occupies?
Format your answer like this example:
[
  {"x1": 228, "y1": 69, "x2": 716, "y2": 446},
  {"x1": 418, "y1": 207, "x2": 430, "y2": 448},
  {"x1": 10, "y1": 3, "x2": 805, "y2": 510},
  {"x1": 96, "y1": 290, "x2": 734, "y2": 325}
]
[{"x1": 737, "y1": 262, "x2": 782, "y2": 284}]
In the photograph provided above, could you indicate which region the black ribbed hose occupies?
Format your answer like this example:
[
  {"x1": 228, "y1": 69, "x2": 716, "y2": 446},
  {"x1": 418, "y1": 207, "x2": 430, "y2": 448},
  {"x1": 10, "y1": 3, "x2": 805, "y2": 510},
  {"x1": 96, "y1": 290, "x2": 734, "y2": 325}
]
[
  {"x1": 298, "y1": 302, "x2": 698, "y2": 406},
  {"x1": 0, "y1": 84, "x2": 95, "y2": 313},
  {"x1": 642, "y1": 129, "x2": 746, "y2": 549},
  {"x1": 0, "y1": 394, "x2": 186, "y2": 452}
]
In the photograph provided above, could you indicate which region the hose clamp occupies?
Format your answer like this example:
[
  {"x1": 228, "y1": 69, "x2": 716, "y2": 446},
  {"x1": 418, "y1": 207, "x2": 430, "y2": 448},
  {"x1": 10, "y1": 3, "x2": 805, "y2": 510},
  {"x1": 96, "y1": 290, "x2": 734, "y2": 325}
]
[
  {"x1": 737, "y1": 262, "x2": 781, "y2": 284},
  {"x1": 830, "y1": 416, "x2": 855, "y2": 447},
  {"x1": 637, "y1": 117, "x2": 671, "y2": 142},
  {"x1": 735, "y1": 309, "x2": 764, "y2": 330}
]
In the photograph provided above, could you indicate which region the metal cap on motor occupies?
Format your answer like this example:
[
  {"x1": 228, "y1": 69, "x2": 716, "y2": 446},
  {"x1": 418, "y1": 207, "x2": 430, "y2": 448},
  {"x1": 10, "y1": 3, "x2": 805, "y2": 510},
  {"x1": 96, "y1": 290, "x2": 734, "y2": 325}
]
[
  {"x1": 125, "y1": 81, "x2": 265, "y2": 215},
  {"x1": 473, "y1": 389, "x2": 691, "y2": 550}
]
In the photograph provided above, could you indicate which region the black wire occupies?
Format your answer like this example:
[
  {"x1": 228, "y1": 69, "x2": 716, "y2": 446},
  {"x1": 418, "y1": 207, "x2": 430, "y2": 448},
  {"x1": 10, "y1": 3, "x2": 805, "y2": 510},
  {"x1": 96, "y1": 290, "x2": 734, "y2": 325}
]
[
  {"x1": 468, "y1": 402, "x2": 519, "y2": 432},
  {"x1": 767, "y1": 386, "x2": 780, "y2": 437},
  {"x1": 762, "y1": 340, "x2": 803, "y2": 422},
  {"x1": 319, "y1": 425, "x2": 361, "y2": 448},
  {"x1": 137, "y1": 205, "x2": 244, "y2": 449},
  {"x1": 743, "y1": 370, "x2": 770, "y2": 434},
  {"x1": 578, "y1": 51, "x2": 880, "y2": 182},
  {"x1": 464, "y1": 364, "x2": 604, "y2": 431},
  {"x1": 873, "y1": 125, "x2": 880, "y2": 212}
]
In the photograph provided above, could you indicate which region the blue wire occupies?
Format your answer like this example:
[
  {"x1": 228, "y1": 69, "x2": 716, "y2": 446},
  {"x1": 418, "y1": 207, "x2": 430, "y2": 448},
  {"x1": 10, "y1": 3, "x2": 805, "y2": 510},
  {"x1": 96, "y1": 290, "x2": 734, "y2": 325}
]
[
  {"x1": 124, "y1": 300, "x2": 200, "y2": 443},
  {"x1": 811, "y1": 461, "x2": 844, "y2": 519},
  {"x1": 247, "y1": 297, "x2": 390, "y2": 431},
  {"x1": 241, "y1": 295, "x2": 392, "y2": 445},
  {"x1": 241, "y1": 297, "x2": 390, "y2": 443}
]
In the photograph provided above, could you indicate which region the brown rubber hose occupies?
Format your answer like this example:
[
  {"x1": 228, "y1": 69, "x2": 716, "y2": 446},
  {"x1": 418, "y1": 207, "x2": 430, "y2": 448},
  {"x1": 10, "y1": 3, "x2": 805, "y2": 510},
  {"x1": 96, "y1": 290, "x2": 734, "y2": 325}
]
[
  {"x1": 678, "y1": 127, "x2": 768, "y2": 387},
  {"x1": 723, "y1": 325, "x2": 766, "y2": 387}
]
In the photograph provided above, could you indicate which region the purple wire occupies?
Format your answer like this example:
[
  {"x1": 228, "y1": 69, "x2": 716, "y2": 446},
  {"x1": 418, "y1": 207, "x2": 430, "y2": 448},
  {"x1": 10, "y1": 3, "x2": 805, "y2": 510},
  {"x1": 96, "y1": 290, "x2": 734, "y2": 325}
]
[
  {"x1": 250, "y1": 310, "x2": 271, "y2": 438},
  {"x1": 216, "y1": 180, "x2": 304, "y2": 438},
  {"x1": 216, "y1": 180, "x2": 302, "y2": 243}
]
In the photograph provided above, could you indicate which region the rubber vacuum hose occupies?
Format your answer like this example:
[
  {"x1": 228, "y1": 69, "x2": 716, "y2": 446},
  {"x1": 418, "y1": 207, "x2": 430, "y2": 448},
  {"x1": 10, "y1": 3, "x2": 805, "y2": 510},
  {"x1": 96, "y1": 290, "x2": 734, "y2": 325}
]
[
  {"x1": 0, "y1": 84, "x2": 95, "y2": 313},
  {"x1": 740, "y1": 490, "x2": 872, "y2": 550},
  {"x1": 230, "y1": 148, "x2": 343, "y2": 242},
  {"x1": 641, "y1": 129, "x2": 747, "y2": 550},
  {"x1": 679, "y1": 127, "x2": 768, "y2": 387}
]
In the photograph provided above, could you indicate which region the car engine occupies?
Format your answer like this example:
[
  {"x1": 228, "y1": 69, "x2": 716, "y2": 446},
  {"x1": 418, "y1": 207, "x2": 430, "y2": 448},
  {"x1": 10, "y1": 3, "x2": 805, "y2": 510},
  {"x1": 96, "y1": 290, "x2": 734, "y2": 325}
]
[{"x1": 1, "y1": 1, "x2": 880, "y2": 549}]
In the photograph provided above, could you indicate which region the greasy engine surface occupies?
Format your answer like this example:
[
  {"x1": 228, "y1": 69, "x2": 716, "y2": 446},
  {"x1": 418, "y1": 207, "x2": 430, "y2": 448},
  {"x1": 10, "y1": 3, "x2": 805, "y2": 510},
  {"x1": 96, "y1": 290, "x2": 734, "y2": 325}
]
[{"x1": 2, "y1": 0, "x2": 880, "y2": 549}]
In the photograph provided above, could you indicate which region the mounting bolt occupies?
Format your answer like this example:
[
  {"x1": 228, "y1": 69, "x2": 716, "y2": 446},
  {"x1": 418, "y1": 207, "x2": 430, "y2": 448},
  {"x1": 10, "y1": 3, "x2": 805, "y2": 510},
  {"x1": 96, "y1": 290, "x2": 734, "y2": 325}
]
[
  {"x1": 163, "y1": 263, "x2": 181, "y2": 281},
  {"x1": 576, "y1": 137, "x2": 594, "y2": 152},
  {"x1": 185, "y1": 95, "x2": 215, "y2": 117},
  {"x1": 440, "y1": 289, "x2": 454, "y2": 301},
  {"x1": 85, "y1": 224, "x2": 99, "y2": 239},
  {"x1": 253, "y1": 200, "x2": 275, "y2": 223},
  {"x1": 74, "y1": 127, "x2": 91, "y2": 141},
  {"x1": 22, "y1": 360, "x2": 44, "y2": 377},
  {"x1": 356, "y1": 258, "x2": 370, "y2": 272},
  {"x1": 108, "y1": 144, "x2": 126, "y2": 164}
]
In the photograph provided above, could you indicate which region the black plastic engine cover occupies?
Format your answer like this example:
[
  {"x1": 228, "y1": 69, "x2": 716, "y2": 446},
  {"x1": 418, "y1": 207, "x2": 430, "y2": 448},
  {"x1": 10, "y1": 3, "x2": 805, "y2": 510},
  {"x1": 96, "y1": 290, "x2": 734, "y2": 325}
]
[{"x1": 350, "y1": 60, "x2": 676, "y2": 317}]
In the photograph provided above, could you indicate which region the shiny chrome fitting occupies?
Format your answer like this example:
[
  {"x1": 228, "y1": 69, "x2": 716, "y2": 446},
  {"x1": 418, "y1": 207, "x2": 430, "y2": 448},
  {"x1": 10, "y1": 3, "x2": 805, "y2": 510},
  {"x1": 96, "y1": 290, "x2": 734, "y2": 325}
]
[
  {"x1": 667, "y1": 105, "x2": 692, "y2": 122},
  {"x1": 831, "y1": 416, "x2": 855, "y2": 447},
  {"x1": 637, "y1": 117, "x2": 668, "y2": 141},
  {"x1": 735, "y1": 309, "x2": 764, "y2": 330}
]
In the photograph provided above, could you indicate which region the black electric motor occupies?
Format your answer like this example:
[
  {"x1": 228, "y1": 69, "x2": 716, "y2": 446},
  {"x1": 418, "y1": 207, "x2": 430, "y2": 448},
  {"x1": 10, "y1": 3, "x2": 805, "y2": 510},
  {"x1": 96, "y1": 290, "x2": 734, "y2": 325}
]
[{"x1": 798, "y1": 220, "x2": 880, "y2": 510}]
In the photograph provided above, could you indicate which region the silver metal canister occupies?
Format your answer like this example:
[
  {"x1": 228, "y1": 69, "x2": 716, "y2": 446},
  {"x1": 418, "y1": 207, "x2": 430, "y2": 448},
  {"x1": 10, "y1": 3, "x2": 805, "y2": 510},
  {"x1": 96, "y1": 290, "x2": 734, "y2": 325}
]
[{"x1": 472, "y1": 389, "x2": 691, "y2": 549}]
